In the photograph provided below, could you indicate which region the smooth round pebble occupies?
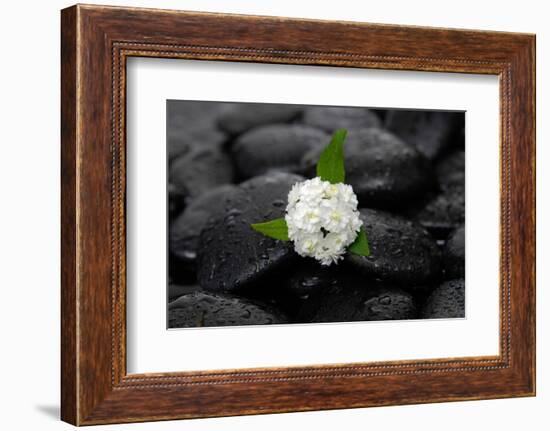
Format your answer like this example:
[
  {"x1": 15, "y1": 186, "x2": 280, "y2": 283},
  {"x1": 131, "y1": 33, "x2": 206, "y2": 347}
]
[
  {"x1": 283, "y1": 262, "x2": 341, "y2": 300},
  {"x1": 168, "y1": 284, "x2": 201, "y2": 302},
  {"x1": 302, "y1": 128, "x2": 433, "y2": 208},
  {"x1": 278, "y1": 262, "x2": 342, "y2": 317},
  {"x1": 197, "y1": 173, "x2": 303, "y2": 292},
  {"x1": 169, "y1": 148, "x2": 234, "y2": 202},
  {"x1": 232, "y1": 124, "x2": 328, "y2": 179},
  {"x1": 170, "y1": 184, "x2": 239, "y2": 263},
  {"x1": 218, "y1": 104, "x2": 301, "y2": 135},
  {"x1": 443, "y1": 225, "x2": 465, "y2": 279},
  {"x1": 301, "y1": 106, "x2": 381, "y2": 132},
  {"x1": 385, "y1": 110, "x2": 462, "y2": 160},
  {"x1": 421, "y1": 279, "x2": 465, "y2": 319},
  {"x1": 239, "y1": 172, "x2": 304, "y2": 221},
  {"x1": 414, "y1": 185, "x2": 465, "y2": 237},
  {"x1": 346, "y1": 208, "x2": 442, "y2": 285},
  {"x1": 297, "y1": 282, "x2": 417, "y2": 323},
  {"x1": 168, "y1": 292, "x2": 288, "y2": 328}
]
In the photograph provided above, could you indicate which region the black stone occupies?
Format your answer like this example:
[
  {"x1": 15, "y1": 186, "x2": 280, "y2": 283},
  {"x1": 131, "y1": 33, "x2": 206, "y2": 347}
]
[
  {"x1": 168, "y1": 292, "x2": 288, "y2": 328},
  {"x1": 197, "y1": 172, "x2": 303, "y2": 293},
  {"x1": 443, "y1": 225, "x2": 465, "y2": 279},
  {"x1": 283, "y1": 261, "x2": 341, "y2": 299},
  {"x1": 170, "y1": 184, "x2": 239, "y2": 264},
  {"x1": 421, "y1": 279, "x2": 465, "y2": 319},
  {"x1": 346, "y1": 208, "x2": 442, "y2": 285},
  {"x1": 297, "y1": 281, "x2": 417, "y2": 323},
  {"x1": 232, "y1": 124, "x2": 328, "y2": 179},
  {"x1": 167, "y1": 100, "x2": 228, "y2": 160},
  {"x1": 218, "y1": 103, "x2": 302, "y2": 135},
  {"x1": 414, "y1": 185, "x2": 465, "y2": 238},
  {"x1": 436, "y1": 150, "x2": 465, "y2": 191},
  {"x1": 301, "y1": 106, "x2": 381, "y2": 133},
  {"x1": 168, "y1": 284, "x2": 201, "y2": 302},
  {"x1": 278, "y1": 261, "x2": 343, "y2": 317},
  {"x1": 302, "y1": 128, "x2": 433, "y2": 209},
  {"x1": 169, "y1": 147, "x2": 234, "y2": 202},
  {"x1": 385, "y1": 110, "x2": 463, "y2": 160}
]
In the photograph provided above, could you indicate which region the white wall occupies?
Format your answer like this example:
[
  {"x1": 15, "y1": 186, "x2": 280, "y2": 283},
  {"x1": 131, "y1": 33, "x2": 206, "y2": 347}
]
[{"x1": 0, "y1": 0, "x2": 546, "y2": 429}]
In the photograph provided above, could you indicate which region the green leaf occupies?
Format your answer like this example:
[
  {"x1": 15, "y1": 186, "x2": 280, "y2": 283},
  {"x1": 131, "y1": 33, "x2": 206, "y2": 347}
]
[
  {"x1": 347, "y1": 227, "x2": 370, "y2": 257},
  {"x1": 316, "y1": 128, "x2": 347, "y2": 184},
  {"x1": 251, "y1": 218, "x2": 289, "y2": 241}
]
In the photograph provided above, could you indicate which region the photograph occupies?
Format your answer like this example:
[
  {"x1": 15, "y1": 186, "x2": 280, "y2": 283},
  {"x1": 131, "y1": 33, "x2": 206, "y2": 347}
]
[{"x1": 167, "y1": 101, "x2": 466, "y2": 328}]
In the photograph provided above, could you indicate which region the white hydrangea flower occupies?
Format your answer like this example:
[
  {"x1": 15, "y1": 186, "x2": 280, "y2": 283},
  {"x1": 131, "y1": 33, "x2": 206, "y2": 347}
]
[{"x1": 285, "y1": 177, "x2": 362, "y2": 265}]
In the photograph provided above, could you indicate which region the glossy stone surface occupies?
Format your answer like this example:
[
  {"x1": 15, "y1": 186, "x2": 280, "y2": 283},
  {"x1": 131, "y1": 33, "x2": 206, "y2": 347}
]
[
  {"x1": 169, "y1": 148, "x2": 234, "y2": 202},
  {"x1": 414, "y1": 185, "x2": 465, "y2": 237},
  {"x1": 385, "y1": 110, "x2": 462, "y2": 160},
  {"x1": 443, "y1": 225, "x2": 465, "y2": 279},
  {"x1": 170, "y1": 184, "x2": 239, "y2": 263},
  {"x1": 168, "y1": 284, "x2": 201, "y2": 302},
  {"x1": 218, "y1": 103, "x2": 302, "y2": 135},
  {"x1": 346, "y1": 208, "x2": 442, "y2": 285},
  {"x1": 168, "y1": 292, "x2": 288, "y2": 328},
  {"x1": 233, "y1": 124, "x2": 328, "y2": 179},
  {"x1": 301, "y1": 106, "x2": 381, "y2": 133},
  {"x1": 302, "y1": 128, "x2": 433, "y2": 209},
  {"x1": 297, "y1": 281, "x2": 417, "y2": 323},
  {"x1": 421, "y1": 279, "x2": 465, "y2": 319},
  {"x1": 197, "y1": 173, "x2": 303, "y2": 292}
]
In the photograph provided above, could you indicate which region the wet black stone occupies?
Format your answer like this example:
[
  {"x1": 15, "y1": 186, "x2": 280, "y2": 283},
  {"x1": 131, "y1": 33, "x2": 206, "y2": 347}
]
[
  {"x1": 168, "y1": 292, "x2": 288, "y2": 328},
  {"x1": 169, "y1": 148, "x2": 234, "y2": 202},
  {"x1": 301, "y1": 106, "x2": 381, "y2": 133},
  {"x1": 436, "y1": 150, "x2": 465, "y2": 191},
  {"x1": 346, "y1": 208, "x2": 442, "y2": 285},
  {"x1": 414, "y1": 185, "x2": 465, "y2": 238},
  {"x1": 170, "y1": 185, "x2": 239, "y2": 264},
  {"x1": 283, "y1": 262, "x2": 340, "y2": 299},
  {"x1": 277, "y1": 261, "x2": 343, "y2": 317},
  {"x1": 239, "y1": 172, "x2": 304, "y2": 220},
  {"x1": 167, "y1": 101, "x2": 228, "y2": 160},
  {"x1": 218, "y1": 103, "x2": 302, "y2": 135},
  {"x1": 443, "y1": 225, "x2": 465, "y2": 279},
  {"x1": 421, "y1": 279, "x2": 465, "y2": 319},
  {"x1": 168, "y1": 284, "x2": 201, "y2": 302},
  {"x1": 385, "y1": 110, "x2": 463, "y2": 160},
  {"x1": 197, "y1": 172, "x2": 303, "y2": 293},
  {"x1": 232, "y1": 124, "x2": 328, "y2": 179},
  {"x1": 302, "y1": 128, "x2": 433, "y2": 209},
  {"x1": 297, "y1": 281, "x2": 417, "y2": 323}
]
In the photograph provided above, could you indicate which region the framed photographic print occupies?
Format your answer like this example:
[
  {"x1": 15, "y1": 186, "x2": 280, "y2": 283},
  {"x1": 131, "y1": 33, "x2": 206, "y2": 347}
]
[{"x1": 61, "y1": 4, "x2": 536, "y2": 425}]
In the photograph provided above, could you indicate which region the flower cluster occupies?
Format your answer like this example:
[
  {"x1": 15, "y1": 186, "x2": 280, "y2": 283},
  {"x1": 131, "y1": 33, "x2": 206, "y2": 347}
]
[{"x1": 285, "y1": 177, "x2": 362, "y2": 265}]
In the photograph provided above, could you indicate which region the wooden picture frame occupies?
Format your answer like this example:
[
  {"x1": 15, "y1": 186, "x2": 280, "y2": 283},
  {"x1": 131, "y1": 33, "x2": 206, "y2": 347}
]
[{"x1": 61, "y1": 4, "x2": 536, "y2": 425}]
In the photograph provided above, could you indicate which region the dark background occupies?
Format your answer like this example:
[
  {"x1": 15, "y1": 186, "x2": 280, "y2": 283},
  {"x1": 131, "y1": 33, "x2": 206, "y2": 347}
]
[{"x1": 167, "y1": 101, "x2": 465, "y2": 328}]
